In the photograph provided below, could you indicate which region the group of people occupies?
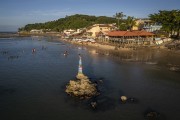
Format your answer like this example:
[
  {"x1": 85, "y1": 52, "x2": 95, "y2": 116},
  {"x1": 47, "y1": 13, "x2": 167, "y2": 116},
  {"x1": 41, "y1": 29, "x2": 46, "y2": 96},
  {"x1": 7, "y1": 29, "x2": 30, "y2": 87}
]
[
  {"x1": 32, "y1": 45, "x2": 47, "y2": 53},
  {"x1": 32, "y1": 46, "x2": 71, "y2": 57}
]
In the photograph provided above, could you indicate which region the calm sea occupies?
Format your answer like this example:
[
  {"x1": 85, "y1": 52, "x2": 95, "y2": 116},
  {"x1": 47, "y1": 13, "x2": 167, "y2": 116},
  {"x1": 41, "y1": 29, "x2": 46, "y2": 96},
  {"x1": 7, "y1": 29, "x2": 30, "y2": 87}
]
[{"x1": 0, "y1": 36, "x2": 180, "y2": 120}]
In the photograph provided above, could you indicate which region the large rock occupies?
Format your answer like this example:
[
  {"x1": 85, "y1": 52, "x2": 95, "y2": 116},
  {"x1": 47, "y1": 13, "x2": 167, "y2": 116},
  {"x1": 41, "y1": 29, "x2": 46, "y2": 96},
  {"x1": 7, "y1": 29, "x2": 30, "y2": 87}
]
[{"x1": 65, "y1": 73, "x2": 98, "y2": 99}]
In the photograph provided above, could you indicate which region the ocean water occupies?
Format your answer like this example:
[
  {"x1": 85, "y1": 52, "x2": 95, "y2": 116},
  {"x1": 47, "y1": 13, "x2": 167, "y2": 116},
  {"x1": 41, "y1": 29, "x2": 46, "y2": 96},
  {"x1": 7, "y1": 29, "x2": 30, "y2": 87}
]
[{"x1": 0, "y1": 36, "x2": 180, "y2": 120}]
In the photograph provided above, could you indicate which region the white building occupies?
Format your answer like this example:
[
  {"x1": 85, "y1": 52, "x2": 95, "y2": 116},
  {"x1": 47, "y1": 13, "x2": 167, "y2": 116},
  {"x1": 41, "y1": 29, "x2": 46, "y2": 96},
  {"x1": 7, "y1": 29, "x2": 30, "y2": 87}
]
[
  {"x1": 30, "y1": 29, "x2": 43, "y2": 34},
  {"x1": 143, "y1": 25, "x2": 162, "y2": 32},
  {"x1": 63, "y1": 29, "x2": 76, "y2": 36},
  {"x1": 85, "y1": 24, "x2": 117, "y2": 38}
]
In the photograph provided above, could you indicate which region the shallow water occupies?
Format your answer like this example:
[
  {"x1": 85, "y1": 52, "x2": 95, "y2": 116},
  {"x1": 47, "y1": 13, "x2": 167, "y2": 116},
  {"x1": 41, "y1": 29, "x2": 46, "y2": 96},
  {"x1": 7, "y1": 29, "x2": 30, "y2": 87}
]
[{"x1": 0, "y1": 37, "x2": 180, "y2": 120}]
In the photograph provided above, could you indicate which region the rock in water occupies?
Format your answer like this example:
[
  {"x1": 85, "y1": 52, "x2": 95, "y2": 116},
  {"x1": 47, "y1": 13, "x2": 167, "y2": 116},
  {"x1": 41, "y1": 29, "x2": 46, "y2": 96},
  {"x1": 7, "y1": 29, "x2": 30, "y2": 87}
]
[
  {"x1": 76, "y1": 73, "x2": 88, "y2": 80},
  {"x1": 65, "y1": 73, "x2": 98, "y2": 99}
]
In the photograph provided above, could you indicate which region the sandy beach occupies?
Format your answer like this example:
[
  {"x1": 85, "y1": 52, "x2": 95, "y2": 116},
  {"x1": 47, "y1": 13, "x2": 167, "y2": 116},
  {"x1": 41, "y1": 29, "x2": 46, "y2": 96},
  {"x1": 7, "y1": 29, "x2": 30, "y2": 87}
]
[{"x1": 66, "y1": 40, "x2": 133, "y2": 51}]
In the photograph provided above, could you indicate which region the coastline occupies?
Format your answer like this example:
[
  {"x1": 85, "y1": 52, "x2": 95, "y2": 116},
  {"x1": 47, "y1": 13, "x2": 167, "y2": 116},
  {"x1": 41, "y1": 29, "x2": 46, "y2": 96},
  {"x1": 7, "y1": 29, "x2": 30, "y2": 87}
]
[
  {"x1": 59, "y1": 38, "x2": 180, "y2": 66},
  {"x1": 60, "y1": 38, "x2": 167, "y2": 52},
  {"x1": 9, "y1": 32, "x2": 180, "y2": 54},
  {"x1": 0, "y1": 32, "x2": 19, "y2": 38}
]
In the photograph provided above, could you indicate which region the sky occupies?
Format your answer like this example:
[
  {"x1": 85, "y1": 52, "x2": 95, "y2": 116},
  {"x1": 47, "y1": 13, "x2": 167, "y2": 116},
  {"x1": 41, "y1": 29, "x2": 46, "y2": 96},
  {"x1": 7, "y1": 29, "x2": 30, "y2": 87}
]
[{"x1": 0, "y1": 0, "x2": 179, "y2": 31}]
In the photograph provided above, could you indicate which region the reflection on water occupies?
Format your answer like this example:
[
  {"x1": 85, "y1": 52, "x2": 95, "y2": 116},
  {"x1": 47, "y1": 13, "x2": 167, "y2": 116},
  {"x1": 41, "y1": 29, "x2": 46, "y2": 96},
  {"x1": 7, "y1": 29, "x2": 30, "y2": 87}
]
[
  {"x1": 88, "y1": 48, "x2": 180, "y2": 66},
  {"x1": 0, "y1": 37, "x2": 180, "y2": 120}
]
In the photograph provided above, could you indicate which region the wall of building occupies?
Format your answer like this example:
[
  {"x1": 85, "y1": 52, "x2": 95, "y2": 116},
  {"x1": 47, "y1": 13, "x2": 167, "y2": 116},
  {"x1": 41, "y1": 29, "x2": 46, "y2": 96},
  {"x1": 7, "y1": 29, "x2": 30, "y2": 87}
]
[{"x1": 86, "y1": 24, "x2": 115, "y2": 38}]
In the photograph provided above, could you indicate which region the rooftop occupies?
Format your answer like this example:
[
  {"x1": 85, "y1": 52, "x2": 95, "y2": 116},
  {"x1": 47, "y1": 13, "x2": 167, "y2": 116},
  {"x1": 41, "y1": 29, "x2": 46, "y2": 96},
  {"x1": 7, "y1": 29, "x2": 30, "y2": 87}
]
[{"x1": 107, "y1": 30, "x2": 154, "y2": 37}]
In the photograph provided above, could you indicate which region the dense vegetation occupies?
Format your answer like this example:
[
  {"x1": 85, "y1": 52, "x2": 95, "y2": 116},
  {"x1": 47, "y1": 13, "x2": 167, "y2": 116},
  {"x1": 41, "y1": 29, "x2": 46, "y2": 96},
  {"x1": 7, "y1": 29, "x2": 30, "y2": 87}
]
[
  {"x1": 149, "y1": 10, "x2": 180, "y2": 38},
  {"x1": 19, "y1": 14, "x2": 117, "y2": 32}
]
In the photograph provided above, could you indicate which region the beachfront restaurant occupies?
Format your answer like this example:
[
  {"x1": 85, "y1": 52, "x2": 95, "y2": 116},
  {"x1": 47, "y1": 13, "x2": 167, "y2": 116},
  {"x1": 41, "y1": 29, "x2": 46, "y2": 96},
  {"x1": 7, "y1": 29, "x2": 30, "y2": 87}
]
[{"x1": 99, "y1": 31, "x2": 155, "y2": 47}]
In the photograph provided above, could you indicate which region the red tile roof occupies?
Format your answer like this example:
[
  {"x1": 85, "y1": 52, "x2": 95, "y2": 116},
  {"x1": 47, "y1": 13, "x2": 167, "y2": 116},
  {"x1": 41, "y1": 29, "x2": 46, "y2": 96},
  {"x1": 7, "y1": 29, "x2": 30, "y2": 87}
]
[
  {"x1": 107, "y1": 31, "x2": 127, "y2": 36},
  {"x1": 107, "y1": 31, "x2": 154, "y2": 37},
  {"x1": 124, "y1": 31, "x2": 137, "y2": 36},
  {"x1": 133, "y1": 31, "x2": 154, "y2": 36}
]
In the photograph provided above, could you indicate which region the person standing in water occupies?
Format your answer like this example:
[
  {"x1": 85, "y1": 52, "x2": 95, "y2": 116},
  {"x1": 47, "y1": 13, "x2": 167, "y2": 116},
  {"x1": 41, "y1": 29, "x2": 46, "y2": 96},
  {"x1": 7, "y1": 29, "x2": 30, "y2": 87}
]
[
  {"x1": 64, "y1": 51, "x2": 68, "y2": 56},
  {"x1": 32, "y1": 48, "x2": 36, "y2": 53}
]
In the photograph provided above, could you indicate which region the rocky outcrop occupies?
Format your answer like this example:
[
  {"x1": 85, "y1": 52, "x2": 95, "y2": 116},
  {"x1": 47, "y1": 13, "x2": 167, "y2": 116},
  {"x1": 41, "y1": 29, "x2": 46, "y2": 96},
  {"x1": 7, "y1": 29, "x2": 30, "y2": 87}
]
[{"x1": 65, "y1": 73, "x2": 98, "y2": 99}]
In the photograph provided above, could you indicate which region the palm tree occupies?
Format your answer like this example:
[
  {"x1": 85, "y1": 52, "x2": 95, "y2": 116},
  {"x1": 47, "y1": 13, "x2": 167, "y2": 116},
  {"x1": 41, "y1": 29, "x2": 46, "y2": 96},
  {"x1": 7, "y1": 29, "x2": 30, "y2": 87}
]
[
  {"x1": 114, "y1": 12, "x2": 126, "y2": 29},
  {"x1": 126, "y1": 16, "x2": 136, "y2": 31},
  {"x1": 149, "y1": 10, "x2": 180, "y2": 38},
  {"x1": 173, "y1": 10, "x2": 180, "y2": 38}
]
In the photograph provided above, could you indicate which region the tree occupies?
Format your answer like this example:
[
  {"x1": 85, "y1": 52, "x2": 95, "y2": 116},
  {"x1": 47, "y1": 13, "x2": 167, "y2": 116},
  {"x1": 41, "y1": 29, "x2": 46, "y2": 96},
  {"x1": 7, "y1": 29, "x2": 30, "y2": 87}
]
[
  {"x1": 19, "y1": 14, "x2": 117, "y2": 32},
  {"x1": 114, "y1": 12, "x2": 126, "y2": 29},
  {"x1": 149, "y1": 10, "x2": 180, "y2": 38},
  {"x1": 126, "y1": 16, "x2": 136, "y2": 31},
  {"x1": 119, "y1": 22, "x2": 128, "y2": 31}
]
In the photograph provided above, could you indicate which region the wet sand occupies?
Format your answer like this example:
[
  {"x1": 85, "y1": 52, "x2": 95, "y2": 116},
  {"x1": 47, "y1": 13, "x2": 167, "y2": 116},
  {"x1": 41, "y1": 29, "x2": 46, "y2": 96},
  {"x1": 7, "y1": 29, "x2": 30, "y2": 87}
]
[
  {"x1": 70, "y1": 41, "x2": 180, "y2": 67},
  {"x1": 67, "y1": 40, "x2": 132, "y2": 51},
  {"x1": 60, "y1": 39, "x2": 180, "y2": 66}
]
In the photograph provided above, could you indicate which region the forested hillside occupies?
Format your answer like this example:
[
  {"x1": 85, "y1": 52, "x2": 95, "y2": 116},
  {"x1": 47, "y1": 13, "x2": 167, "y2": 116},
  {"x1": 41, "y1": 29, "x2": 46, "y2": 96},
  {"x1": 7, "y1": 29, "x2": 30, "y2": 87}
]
[{"x1": 19, "y1": 14, "x2": 117, "y2": 32}]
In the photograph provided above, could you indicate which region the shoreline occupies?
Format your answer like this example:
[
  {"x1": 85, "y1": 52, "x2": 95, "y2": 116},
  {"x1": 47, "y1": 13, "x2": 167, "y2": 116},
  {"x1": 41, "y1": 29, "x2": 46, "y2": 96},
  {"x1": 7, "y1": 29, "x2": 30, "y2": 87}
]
[
  {"x1": 0, "y1": 32, "x2": 61, "y2": 39},
  {"x1": 5, "y1": 32, "x2": 180, "y2": 54},
  {"x1": 59, "y1": 38, "x2": 180, "y2": 59},
  {"x1": 60, "y1": 38, "x2": 169, "y2": 52},
  {"x1": 62, "y1": 39, "x2": 180, "y2": 66}
]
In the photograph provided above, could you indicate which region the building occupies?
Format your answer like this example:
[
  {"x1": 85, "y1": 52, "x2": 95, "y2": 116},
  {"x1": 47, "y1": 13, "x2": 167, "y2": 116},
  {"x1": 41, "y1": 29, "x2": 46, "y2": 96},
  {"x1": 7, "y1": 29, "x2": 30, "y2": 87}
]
[
  {"x1": 63, "y1": 29, "x2": 76, "y2": 36},
  {"x1": 63, "y1": 28, "x2": 86, "y2": 37},
  {"x1": 98, "y1": 30, "x2": 155, "y2": 46},
  {"x1": 143, "y1": 25, "x2": 162, "y2": 32},
  {"x1": 85, "y1": 24, "x2": 117, "y2": 38},
  {"x1": 142, "y1": 19, "x2": 162, "y2": 32},
  {"x1": 132, "y1": 19, "x2": 145, "y2": 30},
  {"x1": 30, "y1": 29, "x2": 43, "y2": 34},
  {"x1": 132, "y1": 19, "x2": 162, "y2": 32}
]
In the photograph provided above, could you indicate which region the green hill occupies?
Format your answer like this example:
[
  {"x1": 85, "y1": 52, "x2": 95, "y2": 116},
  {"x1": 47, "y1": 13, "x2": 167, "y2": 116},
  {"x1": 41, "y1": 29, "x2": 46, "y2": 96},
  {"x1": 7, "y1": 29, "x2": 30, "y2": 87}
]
[{"x1": 19, "y1": 14, "x2": 117, "y2": 32}]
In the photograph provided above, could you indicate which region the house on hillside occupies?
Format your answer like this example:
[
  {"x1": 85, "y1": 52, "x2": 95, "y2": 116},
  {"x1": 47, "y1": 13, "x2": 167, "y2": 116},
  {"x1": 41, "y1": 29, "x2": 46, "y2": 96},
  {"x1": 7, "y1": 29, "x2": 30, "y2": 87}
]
[
  {"x1": 30, "y1": 29, "x2": 43, "y2": 34},
  {"x1": 85, "y1": 24, "x2": 117, "y2": 38},
  {"x1": 63, "y1": 28, "x2": 86, "y2": 37},
  {"x1": 63, "y1": 29, "x2": 76, "y2": 36},
  {"x1": 71, "y1": 28, "x2": 86, "y2": 36}
]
